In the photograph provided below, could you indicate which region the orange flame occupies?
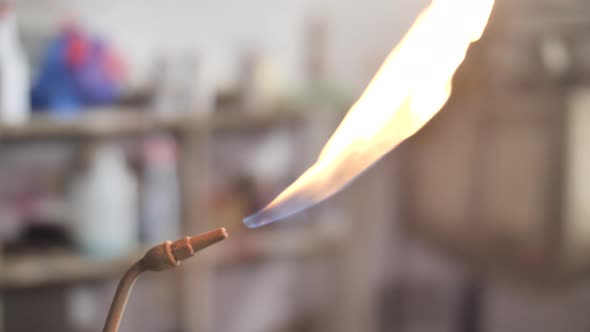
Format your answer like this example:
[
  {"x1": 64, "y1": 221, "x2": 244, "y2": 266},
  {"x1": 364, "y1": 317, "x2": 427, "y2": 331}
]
[{"x1": 244, "y1": 0, "x2": 495, "y2": 228}]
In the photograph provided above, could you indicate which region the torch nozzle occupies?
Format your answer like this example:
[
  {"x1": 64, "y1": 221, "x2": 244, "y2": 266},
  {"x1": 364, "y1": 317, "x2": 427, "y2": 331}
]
[
  {"x1": 171, "y1": 228, "x2": 228, "y2": 261},
  {"x1": 141, "y1": 228, "x2": 228, "y2": 272}
]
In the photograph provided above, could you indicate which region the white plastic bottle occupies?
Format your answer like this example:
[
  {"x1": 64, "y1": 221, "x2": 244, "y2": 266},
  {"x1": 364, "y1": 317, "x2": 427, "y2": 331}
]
[
  {"x1": 70, "y1": 143, "x2": 139, "y2": 258},
  {"x1": 140, "y1": 135, "x2": 180, "y2": 244},
  {"x1": 0, "y1": 3, "x2": 30, "y2": 125}
]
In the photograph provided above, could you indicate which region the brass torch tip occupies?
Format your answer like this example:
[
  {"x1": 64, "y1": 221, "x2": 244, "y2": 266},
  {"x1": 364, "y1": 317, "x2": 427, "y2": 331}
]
[
  {"x1": 170, "y1": 227, "x2": 228, "y2": 262},
  {"x1": 142, "y1": 228, "x2": 229, "y2": 271},
  {"x1": 189, "y1": 227, "x2": 228, "y2": 251}
]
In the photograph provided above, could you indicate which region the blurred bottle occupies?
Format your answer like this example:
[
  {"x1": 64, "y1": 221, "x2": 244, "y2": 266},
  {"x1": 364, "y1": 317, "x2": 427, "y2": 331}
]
[
  {"x1": 0, "y1": 2, "x2": 30, "y2": 125},
  {"x1": 69, "y1": 143, "x2": 138, "y2": 258},
  {"x1": 297, "y1": 17, "x2": 346, "y2": 109},
  {"x1": 237, "y1": 51, "x2": 258, "y2": 110},
  {"x1": 31, "y1": 25, "x2": 84, "y2": 116},
  {"x1": 73, "y1": 38, "x2": 125, "y2": 105},
  {"x1": 152, "y1": 54, "x2": 197, "y2": 116},
  {"x1": 237, "y1": 50, "x2": 286, "y2": 112},
  {"x1": 139, "y1": 135, "x2": 180, "y2": 244},
  {"x1": 31, "y1": 23, "x2": 125, "y2": 116}
]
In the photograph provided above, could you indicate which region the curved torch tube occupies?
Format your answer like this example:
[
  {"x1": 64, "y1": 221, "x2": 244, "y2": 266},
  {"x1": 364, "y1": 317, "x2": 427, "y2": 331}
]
[{"x1": 103, "y1": 228, "x2": 228, "y2": 332}]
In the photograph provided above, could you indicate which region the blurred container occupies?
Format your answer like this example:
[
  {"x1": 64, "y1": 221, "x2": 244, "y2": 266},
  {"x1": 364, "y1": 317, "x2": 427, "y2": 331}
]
[
  {"x1": 564, "y1": 87, "x2": 590, "y2": 264},
  {"x1": 238, "y1": 51, "x2": 285, "y2": 111},
  {"x1": 31, "y1": 23, "x2": 125, "y2": 116},
  {"x1": 0, "y1": 3, "x2": 30, "y2": 125},
  {"x1": 139, "y1": 135, "x2": 180, "y2": 244},
  {"x1": 151, "y1": 54, "x2": 198, "y2": 116},
  {"x1": 68, "y1": 143, "x2": 138, "y2": 258}
]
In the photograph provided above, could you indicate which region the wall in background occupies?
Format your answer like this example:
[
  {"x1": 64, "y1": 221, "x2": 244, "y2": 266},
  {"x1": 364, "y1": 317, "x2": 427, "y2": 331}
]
[{"x1": 15, "y1": 0, "x2": 429, "y2": 97}]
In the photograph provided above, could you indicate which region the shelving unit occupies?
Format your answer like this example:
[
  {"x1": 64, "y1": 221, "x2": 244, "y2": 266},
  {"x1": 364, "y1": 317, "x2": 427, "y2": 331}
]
[
  {"x1": 0, "y1": 106, "x2": 350, "y2": 331},
  {"x1": 0, "y1": 249, "x2": 144, "y2": 289},
  {"x1": 0, "y1": 226, "x2": 345, "y2": 290},
  {"x1": 0, "y1": 107, "x2": 302, "y2": 140}
]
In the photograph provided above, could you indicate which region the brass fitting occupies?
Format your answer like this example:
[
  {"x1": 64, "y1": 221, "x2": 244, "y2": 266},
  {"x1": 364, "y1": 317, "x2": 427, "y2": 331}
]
[{"x1": 141, "y1": 228, "x2": 228, "y2": 271}]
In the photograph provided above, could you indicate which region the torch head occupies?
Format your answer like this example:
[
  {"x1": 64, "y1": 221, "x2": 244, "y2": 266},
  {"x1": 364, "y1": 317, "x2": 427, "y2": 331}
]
[{"x1": 141, "y1": 228, "x2": 228, "y2": 271}]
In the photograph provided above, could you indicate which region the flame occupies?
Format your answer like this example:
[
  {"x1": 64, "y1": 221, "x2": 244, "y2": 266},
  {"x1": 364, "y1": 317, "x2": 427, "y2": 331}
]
[{"x1": 244, "y1": 0, "x2": 495, "y2": 228}]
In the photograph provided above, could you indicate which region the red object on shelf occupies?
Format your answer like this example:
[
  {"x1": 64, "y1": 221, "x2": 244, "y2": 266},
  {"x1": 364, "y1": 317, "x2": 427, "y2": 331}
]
[{"x1": 64, "y1": 25, "x2": 89, "y2": 68}]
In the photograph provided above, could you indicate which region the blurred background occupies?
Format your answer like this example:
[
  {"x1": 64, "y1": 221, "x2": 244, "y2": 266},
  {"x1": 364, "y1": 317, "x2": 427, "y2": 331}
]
[{"x1": 1, "y1": 0, "x2": 590, "y2": 331}]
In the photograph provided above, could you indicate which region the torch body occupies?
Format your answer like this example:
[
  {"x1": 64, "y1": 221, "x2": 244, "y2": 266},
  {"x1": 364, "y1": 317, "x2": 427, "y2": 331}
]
[
  {"x1": 103, "y1": 261, "x2": 145, "y2": 332},
  {"x1": 102, "y1": 228, "x2": 228, "y2": 332}
]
